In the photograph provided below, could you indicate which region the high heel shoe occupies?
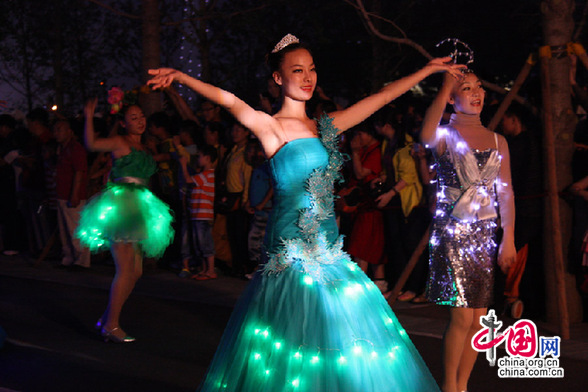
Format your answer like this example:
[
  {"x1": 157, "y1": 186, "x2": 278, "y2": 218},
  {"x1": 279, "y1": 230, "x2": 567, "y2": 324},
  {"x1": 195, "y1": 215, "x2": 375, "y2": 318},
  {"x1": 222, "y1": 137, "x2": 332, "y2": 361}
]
[{"x1": 101, "y1": 327, "x2": 136, "y2": 343}]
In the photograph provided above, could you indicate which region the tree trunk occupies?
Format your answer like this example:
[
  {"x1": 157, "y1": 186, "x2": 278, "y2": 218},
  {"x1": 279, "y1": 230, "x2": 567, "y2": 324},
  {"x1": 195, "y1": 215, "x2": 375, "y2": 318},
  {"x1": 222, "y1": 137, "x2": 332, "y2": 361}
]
[
  {"x1": 141, "y1": 0, "x2": 162, "y2": 116},
  {"x1": 540, "y1": 0, "x2": 583, "y2": 328}
]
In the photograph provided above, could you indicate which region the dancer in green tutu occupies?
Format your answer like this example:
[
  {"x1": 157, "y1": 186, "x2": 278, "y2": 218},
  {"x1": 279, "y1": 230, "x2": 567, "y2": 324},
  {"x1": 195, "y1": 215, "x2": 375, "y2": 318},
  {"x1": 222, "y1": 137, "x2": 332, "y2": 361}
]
[
  {"x1": 149, "y1": 34, "x2": 463, "y2": 391},
  {"x1": 76, "y1": 98, "x2": 174, "y2": 343}
]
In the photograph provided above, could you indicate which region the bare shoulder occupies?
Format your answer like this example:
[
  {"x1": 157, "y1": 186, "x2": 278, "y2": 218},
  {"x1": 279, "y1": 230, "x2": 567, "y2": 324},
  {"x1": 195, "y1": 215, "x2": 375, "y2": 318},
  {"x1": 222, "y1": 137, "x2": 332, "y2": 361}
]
[{"x1": 274, "y1": 116, "x2": 318, "y2": 139}]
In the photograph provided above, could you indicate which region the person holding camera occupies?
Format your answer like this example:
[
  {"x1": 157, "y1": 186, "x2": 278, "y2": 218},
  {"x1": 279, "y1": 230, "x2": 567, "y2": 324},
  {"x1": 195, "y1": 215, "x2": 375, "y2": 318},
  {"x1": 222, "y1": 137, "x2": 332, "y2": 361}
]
[
  {"x1": 373, "y1": 105, "x2": 430, "y2": 302},
  {"x1": 346, "y1": 123, "x2": 388, "y2": 292}
]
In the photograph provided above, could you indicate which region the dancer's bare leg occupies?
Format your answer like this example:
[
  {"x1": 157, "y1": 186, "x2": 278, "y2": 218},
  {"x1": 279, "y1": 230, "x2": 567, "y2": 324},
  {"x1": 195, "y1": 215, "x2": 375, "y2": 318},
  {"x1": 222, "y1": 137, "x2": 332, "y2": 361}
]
[
  {"x1": 442, "y1": 307, "x2": 474, "y2": 392},
  {"x1": 456, "y1": 308, "x2": 486, "y2": 392},
  {"x1": 102, "y1": 242, "x2": 142, "y2": 337}
]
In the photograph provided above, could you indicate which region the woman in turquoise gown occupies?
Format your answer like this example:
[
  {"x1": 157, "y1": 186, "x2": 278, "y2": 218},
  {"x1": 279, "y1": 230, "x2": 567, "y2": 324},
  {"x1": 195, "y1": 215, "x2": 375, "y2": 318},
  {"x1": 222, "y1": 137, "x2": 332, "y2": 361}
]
[
  {"x1": 76, "y1": 100, "x2": 174, "y2": 343},
  {"x1": 148, "y1": 34, "x2": 464, "y2": 391}
]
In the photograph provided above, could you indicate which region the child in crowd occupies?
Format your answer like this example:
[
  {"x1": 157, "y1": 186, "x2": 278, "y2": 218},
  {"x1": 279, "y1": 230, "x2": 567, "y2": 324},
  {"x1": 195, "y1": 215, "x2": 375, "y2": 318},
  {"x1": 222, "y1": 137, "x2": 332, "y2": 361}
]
[
  {"x1": 244, "y1": 139, "x2": 273, "y2": 279},
  {"x1": 178, "y1": 144, "x2": 218, "y2": 280}
]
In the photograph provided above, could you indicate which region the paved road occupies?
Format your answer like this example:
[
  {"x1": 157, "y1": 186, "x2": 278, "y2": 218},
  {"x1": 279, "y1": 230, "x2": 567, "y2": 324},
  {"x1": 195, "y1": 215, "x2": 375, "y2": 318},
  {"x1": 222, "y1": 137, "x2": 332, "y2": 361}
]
[{"x1": 0, "y1": 256, "x2": 585, "y2": 391}]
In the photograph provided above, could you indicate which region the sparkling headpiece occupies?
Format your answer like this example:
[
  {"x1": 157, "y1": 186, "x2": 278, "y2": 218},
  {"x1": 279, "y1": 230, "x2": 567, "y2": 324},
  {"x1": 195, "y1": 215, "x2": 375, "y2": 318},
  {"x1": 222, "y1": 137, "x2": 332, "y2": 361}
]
[
  {"x1": 272, "y1": 34, "x2": 300, "y2": 53},
  {"x1": 436, "y1": 38, "x2": 474, "y2": 69}
]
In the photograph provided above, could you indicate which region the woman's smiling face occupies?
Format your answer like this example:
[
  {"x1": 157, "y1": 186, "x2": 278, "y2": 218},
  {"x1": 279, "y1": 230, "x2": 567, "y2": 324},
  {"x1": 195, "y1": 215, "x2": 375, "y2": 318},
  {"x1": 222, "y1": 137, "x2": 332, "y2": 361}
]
[
  {"x1": 449, "y1": 73, "x2": 485, "y2": 115},
  {"x1": 273, "y1": 48, "x2": 317, "y2": 102}
]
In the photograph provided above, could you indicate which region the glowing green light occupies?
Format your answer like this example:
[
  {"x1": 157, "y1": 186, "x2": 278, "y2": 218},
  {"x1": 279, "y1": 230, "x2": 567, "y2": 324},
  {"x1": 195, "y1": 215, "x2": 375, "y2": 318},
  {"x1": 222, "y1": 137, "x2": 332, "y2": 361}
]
[
  {"x1": 253, "y1": 353, "x2": 261, "y2": 360},
  {"x1": 99, "y1": 215, "x2": 106, "y2": 220},
  {"x1": 347, "y1": 262, "x2": 357, "y2": 271},
  {"x1": 265, "y1": 370, "x2": 271, "y2": 376},
  {"x1": 254, "y1": 328, "x2": 260, "y2": 335},
  {"x1": 344, "y1": 283, "x2": 364, "y2": 297},
  {"x1": 371, "y1": 351, "x2": 378, "y2": 358},
  {"x1": 303, "y1": 275, "x2": 313, "y2": 285},
  {"x1": 262, "y1": 329, "x2": 269, "y2": 338},
  {"x1": 399, "y1": 329, "x2": 406, "y2": 336},
  {"x1": 338, "y1": 356, "x2": 347, "y2": 365},
  {"x1": 310, "y1": 355, "x2": 319, "y2": 364},
  {"x1": 292, "y1": 379, "x2": 300, "y2": 388},
  {"x1": 293, "y1": 351, "x2": 302, "y2": 359},
  {"x1": 353, "y1": 346, "x2": 362, "y2": 355},
  {"x1": 388, "y1": 351, "x2": 396, "y2": 359},
  {"x1": 385, "y1": 317, "x2": 393, "y2": 325},
  {"x1": 274, "y1": 341, "x2": 282, "y2": 350}
]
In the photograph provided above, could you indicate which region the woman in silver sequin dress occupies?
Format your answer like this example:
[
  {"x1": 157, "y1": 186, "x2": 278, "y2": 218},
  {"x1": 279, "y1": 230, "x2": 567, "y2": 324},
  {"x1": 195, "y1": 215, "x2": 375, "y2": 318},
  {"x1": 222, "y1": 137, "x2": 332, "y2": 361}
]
[{"x1": 421, "y1": 72, "x2": 516, "y2": 392}]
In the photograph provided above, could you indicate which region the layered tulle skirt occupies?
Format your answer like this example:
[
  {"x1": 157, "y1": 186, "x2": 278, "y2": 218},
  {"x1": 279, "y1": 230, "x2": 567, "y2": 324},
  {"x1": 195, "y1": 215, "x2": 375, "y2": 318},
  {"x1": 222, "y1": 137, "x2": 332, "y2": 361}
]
[
  {"x1": 76, "y1": 182, "x2": 174, "y2": 258},
  {"x1": 197, "y1": 258, "x2": 440, "y2": 392}
]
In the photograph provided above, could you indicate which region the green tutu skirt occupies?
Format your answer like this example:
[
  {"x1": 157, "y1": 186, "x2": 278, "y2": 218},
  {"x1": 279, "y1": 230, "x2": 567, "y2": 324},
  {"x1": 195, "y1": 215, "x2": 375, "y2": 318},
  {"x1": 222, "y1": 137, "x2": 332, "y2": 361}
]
[{"x1": 76, "y1": 182, "x2": 174, "y2": 258}]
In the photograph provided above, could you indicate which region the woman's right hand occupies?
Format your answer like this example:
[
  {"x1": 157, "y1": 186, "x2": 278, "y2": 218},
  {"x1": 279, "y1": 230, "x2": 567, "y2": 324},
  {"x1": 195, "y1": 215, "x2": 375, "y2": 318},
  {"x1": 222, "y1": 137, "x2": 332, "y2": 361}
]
[
  {"x1": 147, "y1": 68, "x2": 184, "y2": 90},
  {"x1": 375, "y1": 189, "x2": 395, "y2": 209},
  {"x1": 84, "y1": 98, "x2": 97, "y2": 118},
  {"x1": 425, "y1": 57, "x2": 467, "y2": 80}
]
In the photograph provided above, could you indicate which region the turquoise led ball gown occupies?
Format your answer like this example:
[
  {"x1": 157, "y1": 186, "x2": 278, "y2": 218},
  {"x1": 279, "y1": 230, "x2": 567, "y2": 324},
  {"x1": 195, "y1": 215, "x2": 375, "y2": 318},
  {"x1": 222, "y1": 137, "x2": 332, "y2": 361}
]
[
  {"x1": 76, "y1": 148, "x2": 174, "y2": 258},
  {"x1": 197, "y1": 116, "x2": 440, "y2": 392}
]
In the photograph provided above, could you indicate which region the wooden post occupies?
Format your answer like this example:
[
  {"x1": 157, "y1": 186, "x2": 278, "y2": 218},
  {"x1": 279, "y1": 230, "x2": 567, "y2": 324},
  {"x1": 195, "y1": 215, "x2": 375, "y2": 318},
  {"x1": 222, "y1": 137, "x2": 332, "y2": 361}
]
[
  {"x1": 539, "y1": 51, "x2": 570, "y2": 339},
  {"x1": 571, "y1": 42, "x2": 588, "y2": 70},
  {"x1": 487, "y1": 54, "x2": 536, "y2": 132},
  {"x1": 387, "y1": 226, "x2": 430, "y2": 306}
]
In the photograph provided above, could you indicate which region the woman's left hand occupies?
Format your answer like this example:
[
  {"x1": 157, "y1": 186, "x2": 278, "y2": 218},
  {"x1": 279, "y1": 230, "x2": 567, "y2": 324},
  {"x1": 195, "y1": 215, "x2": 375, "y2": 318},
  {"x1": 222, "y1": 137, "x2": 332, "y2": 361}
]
[
  {"x1": 147, "y1": 68, "x2": 183, "y2": 90},
  {"x1": 497, "y1": 237, "x2": 516, "y2": 274}
]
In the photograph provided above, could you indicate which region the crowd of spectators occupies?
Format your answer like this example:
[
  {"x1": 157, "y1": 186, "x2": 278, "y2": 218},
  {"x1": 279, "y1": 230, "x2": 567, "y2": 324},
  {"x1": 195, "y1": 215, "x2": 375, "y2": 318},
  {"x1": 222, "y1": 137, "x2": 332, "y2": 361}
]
[{"x1": 1, "y1": 72, "x2": 587, "y2": 322}]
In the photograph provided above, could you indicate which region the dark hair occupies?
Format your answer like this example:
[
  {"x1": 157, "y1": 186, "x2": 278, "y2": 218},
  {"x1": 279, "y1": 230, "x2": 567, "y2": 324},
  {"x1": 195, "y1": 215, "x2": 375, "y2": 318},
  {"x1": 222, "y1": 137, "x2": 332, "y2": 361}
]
[
  {"x1": 205, "y1": 121, "x2": 224, "y2": 136},
  {"x1": 52, "y1": 118, "x2": 72, "y2": 131},
  {"x1": 353, "y1": 121, "x2": 380, "y2": 141},
  {"x1": 199, "y1": 143, "x2": 218, "y2": 163},
  {"x1": 373, "y1": 105, "x2": 407, "y2": 148},
  {"x1": 26, "y1": 107, "x2": 49, "y2": 127},
  {"x1": 119, "y1": 104, "x2": 142, "y2": 120},
  {"x1": 148, "y1": 111, "x2": 170, "y2": 131},
  {"x1": 245, "y1": 139, "x2": 264, "y2": 167},
  {"x1": 266, "y1": 41, "x2": 312, "y2": 73},
  {"x1": 0, "y1": 114, "x2": 16, "y2": 129}
]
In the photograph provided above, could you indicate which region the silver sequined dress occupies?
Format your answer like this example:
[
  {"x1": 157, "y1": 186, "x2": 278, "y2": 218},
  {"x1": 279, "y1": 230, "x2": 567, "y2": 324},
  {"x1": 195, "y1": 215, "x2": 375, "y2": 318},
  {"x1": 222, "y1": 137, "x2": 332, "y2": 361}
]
[{"x1": 426, "y1": 118, "x2": 501, "y2": 308}]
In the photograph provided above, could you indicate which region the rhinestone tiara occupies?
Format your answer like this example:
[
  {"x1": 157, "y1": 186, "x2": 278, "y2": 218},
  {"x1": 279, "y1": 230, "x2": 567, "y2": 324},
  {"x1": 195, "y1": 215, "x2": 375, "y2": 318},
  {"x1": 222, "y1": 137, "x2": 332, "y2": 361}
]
[{"x1": 271, "y1": 34, "x2": 300, "y2": 53}]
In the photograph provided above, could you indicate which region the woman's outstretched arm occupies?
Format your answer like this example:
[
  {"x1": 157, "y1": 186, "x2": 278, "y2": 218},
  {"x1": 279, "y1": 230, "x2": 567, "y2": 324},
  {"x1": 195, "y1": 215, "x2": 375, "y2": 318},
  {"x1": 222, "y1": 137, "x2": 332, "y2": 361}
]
[
  {"x1": 147, "y1": 69, "x2": 277, "y2": 140},
  {"x1": 420, "y1": 73, "x2": 457, "y2": 149},
  {"x1": 83, "y1": 98, "x2": 122, "y2": 153},
  {"x1": 329, "y1": 58, "x2": 464, "y2": 133}
]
